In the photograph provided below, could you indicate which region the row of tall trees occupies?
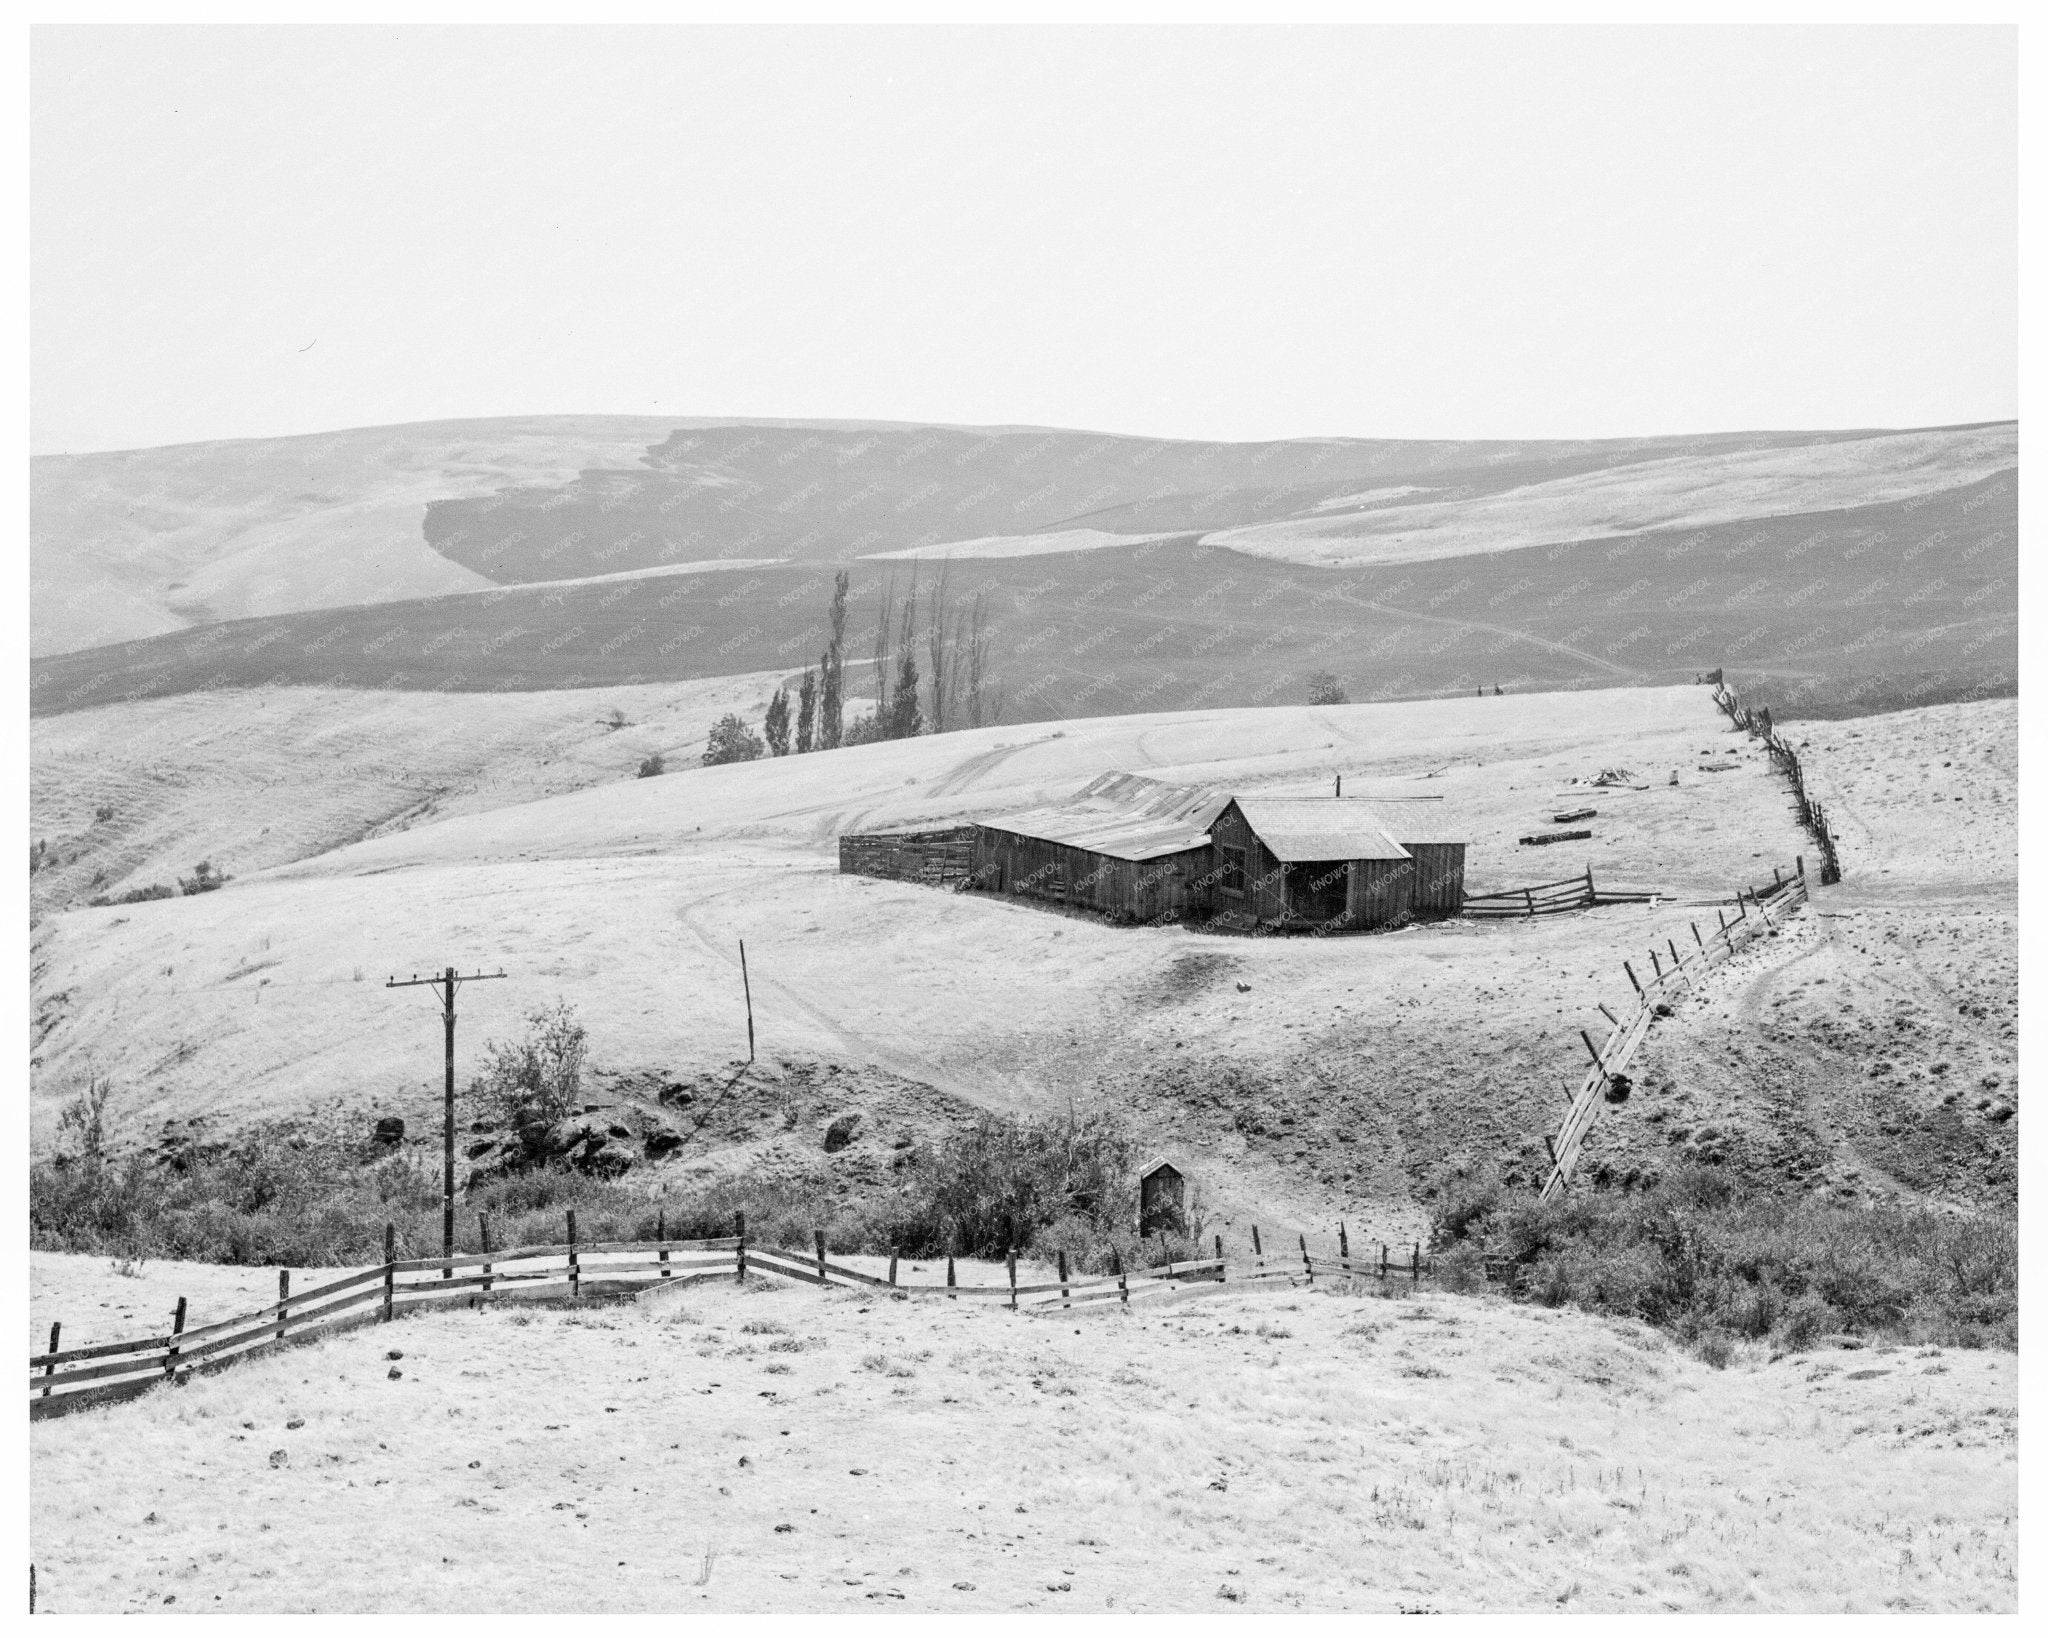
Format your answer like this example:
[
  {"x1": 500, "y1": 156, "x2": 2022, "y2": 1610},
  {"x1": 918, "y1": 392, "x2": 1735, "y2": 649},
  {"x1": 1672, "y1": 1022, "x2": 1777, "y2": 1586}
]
[{"x1": 748, "y1": 562, "x2": 1002, "y2": 758}]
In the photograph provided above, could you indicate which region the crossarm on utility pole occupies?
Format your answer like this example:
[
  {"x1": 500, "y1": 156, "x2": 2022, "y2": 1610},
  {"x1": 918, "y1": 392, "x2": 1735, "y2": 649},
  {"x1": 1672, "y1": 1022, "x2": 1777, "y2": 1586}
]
[{"x1": 387, "y1": 966, "x2": 508, "y2": 1264}]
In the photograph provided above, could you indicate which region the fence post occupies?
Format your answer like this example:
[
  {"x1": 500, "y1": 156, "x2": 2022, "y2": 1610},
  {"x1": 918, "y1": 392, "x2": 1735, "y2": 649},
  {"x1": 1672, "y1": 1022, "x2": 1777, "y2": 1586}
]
[
  {"x1": 1251, "y1": 1225, "x2": 1263, "y2": 1262},
  {"x1": 1114, "y1": 1249, "x2": 1128, "y2": 1306},
  {"x1": 1668, "y1": 938, "x2": 1684, "y2": 974},
  {"x1": 383, "y1": 1225, "x2": 395, "y2": 1322},
  {"x1": 165, "y1": 1297, "x2": 186, "y2": 1380},
  {"x1": 1411, "y1": 1243, "x2": 1421, "y2": 1286},
  {"x1": 1797, "y1": 855, "x2": 1805, "y2": 879},
  {"x1": 1007, "y1": 1249, "x2": 1018, "y2": 1310},
  {"x1": 657, "y1": 1207, "x2": 670, "y2": 1279},
  {"x1": 946, "y1": 1252, "x2": 957, "y2": 1299},
  {"x1": 1215, "y1": 1234, "x2": 1225, "y2": 1282},
  {"x1": 1649, "y1": 948, "x2": 1662, "y2": 981},
  {"x1": 1338, "y1": 1221, "x2": 1349, "y2": 1262},
  {"x1": 1057, "y1": 1250, "x2": 1071, "y2": 1308},
  {"x1": 567, "y1": 1209, "x2": 580, "y2": 1302},
  {"x1": 814, "y1": 1228, "x2": 828, "y2": 1284},
  {"x1": 1524, "y1": 887, "x2": 1536, "y2": 918},
  {"x1": 42, "y1": 1322, "x2": 59, "y2": 1398},
  {"x1": 888, "y1": 1248, "x2": 899, "y2": 1288},
  {"x1": 1623, "y1": 961, "x2": 1642, "y2": 997},
  {"x1": 1584, "y1": 866, "x2": 1595, "y2": 904},
  {"x1": 276, "y1": 1269, "x2": 290, "y2": 1346},
  {"x1": 1692, "y1": 921, "x2": 1705, "y2": 951},
  {"x1": 735, "y1": 1211, "x2": 747, "y2": 1283},
  {"x1": 1299, "y1": 1233, "x2": 1313, "y2": 1282},
  {"x1": 480, "y1": 1213, "x2": 493, "y2": 1298},
  {"x1": 1378, "y1": 1243, "x2": 1387, "y2": 1282}
]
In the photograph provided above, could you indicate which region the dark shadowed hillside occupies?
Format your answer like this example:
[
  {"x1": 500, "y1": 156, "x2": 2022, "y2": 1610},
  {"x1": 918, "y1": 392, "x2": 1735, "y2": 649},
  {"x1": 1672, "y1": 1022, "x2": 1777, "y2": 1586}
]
[{"x1": 31, "y1": 471, "x2": 2014, "y2": 722}]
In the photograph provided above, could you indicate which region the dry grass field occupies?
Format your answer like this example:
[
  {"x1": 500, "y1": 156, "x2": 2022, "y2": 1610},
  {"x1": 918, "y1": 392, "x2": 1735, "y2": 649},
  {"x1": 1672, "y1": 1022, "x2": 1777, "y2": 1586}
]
[
  {"x1": 1208, "y1": 423, "x2": 2015, "y2": 567},
  {"x1": 29, "y1": 672, "x2": 789, "y2": 919},
  {"x1": 27, "y1": 1253, "x2": 2017, "y2": 1614},
  {"x1": 30, "y1": 416, "x2": 686, "y2": 656},
  {"x1": 30, "y1": 685, "x2": 1817, "y2": 1231}
]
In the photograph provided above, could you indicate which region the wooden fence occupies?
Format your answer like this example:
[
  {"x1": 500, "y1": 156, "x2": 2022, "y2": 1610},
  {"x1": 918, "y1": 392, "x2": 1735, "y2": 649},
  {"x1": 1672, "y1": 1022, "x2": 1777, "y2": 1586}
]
[
  {"x1": 28, "y1": 1219, "x2": 1433, "y2": 1419},
  {"x1": 1461, "y1": 868, "x2": 1660, "y2": 919},
  {"x1": 1538, "y1": 864, "x2": 1811, "y2": 1200},
  {"x1": 1711, "y1": 680, "x2": 1842, "y2": 885},
  {"x1": 837, "y1": 827, "x2": 978, "y2": 887}
]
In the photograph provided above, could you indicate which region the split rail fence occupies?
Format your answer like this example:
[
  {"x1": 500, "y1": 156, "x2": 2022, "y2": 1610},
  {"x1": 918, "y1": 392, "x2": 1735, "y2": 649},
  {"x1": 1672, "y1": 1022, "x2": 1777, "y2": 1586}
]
[
  {"x1": 1711, "y1": 680, "x2": 1842, "y2": 885},
  {"x1": 1539, "y1": 862, "x2": 1812, "y2": 1201},
  {"x1": 28, "y1": 1218, "x2": 1432, "y2": 1420},
  {"x1": 1461, "y1": 868, "x2": 1659, "y2": 919}
]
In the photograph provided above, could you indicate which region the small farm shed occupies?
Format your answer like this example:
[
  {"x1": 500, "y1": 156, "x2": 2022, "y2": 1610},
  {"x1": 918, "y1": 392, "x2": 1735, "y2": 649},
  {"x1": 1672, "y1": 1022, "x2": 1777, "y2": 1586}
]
[
  {"x1": 971, "y1": 772, "x2": 1229, "y2": 923},
  {"x1": 1138, "y1": 1159, "x2": 1187, "y2": 1238},
  {"x1": 1210, "y1": 798, "x2": 1463, "y2": 931}
]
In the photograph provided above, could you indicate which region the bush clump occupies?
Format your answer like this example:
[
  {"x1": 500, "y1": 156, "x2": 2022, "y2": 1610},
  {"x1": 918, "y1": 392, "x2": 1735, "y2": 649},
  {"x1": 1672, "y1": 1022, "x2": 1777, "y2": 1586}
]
[
  {"x1": 29, "y1": 1102, "x2": 1199, "y2": 1277},
  {"x1": 1430, "y1": 1162, "x2": 2015, "y2": 1355}
]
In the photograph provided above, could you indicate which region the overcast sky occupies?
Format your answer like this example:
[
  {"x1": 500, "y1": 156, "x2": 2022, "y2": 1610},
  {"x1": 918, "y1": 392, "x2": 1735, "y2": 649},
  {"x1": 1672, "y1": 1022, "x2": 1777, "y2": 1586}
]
[{"x1": 31, "y1": 25, "x2": 2016, "y2": 455}]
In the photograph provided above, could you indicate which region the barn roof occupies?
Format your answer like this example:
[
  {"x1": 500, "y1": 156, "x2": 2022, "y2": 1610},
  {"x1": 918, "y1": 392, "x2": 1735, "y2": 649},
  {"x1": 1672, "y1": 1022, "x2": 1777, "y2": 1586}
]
[
  {"x1": 977, "y1": 773, "x2": 1228, "y2": 863},
  {"x1": 1229, "y1": 798, "x2": 1411, "y2": 862}
]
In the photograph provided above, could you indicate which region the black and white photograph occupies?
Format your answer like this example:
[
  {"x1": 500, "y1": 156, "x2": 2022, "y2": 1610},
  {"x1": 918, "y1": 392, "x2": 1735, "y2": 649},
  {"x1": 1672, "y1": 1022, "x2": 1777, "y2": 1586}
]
[{"x1": 22, "y1": 20, "x2": 2021, "y2": 1615}]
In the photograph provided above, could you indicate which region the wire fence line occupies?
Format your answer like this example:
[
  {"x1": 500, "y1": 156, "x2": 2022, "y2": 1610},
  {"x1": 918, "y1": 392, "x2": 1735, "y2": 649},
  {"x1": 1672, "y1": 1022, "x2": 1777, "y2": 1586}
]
[
  {"x1": 1539, "y1": 865, "x2": 1811, "y2": 1202},
  {"x1": 29, "y1": 1220, "x2": 1435, "y2": 1419}
]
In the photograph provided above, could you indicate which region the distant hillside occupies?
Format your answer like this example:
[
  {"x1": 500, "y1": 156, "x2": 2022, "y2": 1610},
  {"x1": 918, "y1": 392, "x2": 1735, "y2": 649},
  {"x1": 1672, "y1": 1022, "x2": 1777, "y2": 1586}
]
[
  {"x1": 29, "y1": 470, "x2": 2015, "y2": 723},
  {"x1": 36, "y1": 414, "x2": 2009, "y2": 660},
  {"x1": 421, "y1": 421, "x2": 1939, "y2": 582}
]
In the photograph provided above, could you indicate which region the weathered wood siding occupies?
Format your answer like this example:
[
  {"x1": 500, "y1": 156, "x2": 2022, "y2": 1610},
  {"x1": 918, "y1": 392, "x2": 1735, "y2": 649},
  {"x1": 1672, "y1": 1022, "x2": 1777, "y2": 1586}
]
[
  {"x1": 839, "y1": 827, "x2": 978, "y2": 886},
  {"x1": 970, "y1": 827, "x2": 1208, "y2": 922},
  {"x1": 1401, "y1": 842, "x2": 1467, "y2": 920},
  {"x1": 1344, "y1": 856, "x2": 1417, "y2": 929},
  {"x1": 1209, "y1": 802, "x2": 1287, "y2": 923}
]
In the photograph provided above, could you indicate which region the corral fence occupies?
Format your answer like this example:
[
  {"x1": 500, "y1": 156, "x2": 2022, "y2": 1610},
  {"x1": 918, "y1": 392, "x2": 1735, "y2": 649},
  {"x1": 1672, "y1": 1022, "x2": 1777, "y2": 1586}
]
[
  {"x1": 837, "y1": 827, "x2": 978, "y2": 887},
  {"x1": 1461, "y1": 868, "x2": 1659, "y2": 920},
  {"x1": 1711, "y1": 680, "x2": 1842, "y2": 885},
  {"x1": 28, "y1": 1218, "x2": 1434, "y2": 1420},
  {"x1": 1539, "y1": 863, "x2": 1811, "y2": 1201}
]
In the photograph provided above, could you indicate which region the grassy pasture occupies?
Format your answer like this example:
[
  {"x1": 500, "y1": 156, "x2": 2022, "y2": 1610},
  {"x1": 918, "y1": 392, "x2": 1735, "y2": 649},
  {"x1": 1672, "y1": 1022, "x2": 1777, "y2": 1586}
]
[{"x1": 27, "y1": 1261, "x2": 2018, "y2": 1613}]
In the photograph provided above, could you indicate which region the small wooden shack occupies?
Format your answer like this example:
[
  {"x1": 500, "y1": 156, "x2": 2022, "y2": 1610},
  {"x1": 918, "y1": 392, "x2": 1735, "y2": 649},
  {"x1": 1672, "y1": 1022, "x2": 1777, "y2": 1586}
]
[
  {"x1": 1138, "y1": 1159, "x2": 1187, "y2": 1238},
  {"x1": 971, "y1": 773, "x2": 1228, "y2": 923},
  {"x1": 1209, "y1": 798, "x2": 1463, "y2": 931}
]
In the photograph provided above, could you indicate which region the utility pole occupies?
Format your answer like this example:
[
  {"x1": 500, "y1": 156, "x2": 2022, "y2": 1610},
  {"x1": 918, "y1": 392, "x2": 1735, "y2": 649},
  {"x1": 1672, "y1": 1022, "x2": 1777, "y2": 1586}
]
[{"x1": 387, "y1": 965, "x2": 507, "y2": 1263}]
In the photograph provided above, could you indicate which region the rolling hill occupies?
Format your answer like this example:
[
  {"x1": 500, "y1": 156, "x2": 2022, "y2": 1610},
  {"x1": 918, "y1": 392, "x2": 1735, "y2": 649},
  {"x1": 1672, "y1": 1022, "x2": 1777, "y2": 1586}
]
[{"x1": 31, "y1": 468, "x2": 2017, "y2": 724}]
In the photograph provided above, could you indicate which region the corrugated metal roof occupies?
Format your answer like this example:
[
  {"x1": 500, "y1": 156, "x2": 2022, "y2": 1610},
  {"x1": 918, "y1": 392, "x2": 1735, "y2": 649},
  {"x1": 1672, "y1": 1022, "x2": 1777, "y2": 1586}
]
[
  {"x1": 1073, "y1": 771, "x2": 1232, "y2": 830},
  {"x1": 1231, "y1": 798, "x2": 1411, "y2": 862},
  {"x1": 979, "y1": 773, "x2": 1227, "y2": 862},
  {"x1": 977, "y1": 805, "x2": 1214, "y2": 862}
]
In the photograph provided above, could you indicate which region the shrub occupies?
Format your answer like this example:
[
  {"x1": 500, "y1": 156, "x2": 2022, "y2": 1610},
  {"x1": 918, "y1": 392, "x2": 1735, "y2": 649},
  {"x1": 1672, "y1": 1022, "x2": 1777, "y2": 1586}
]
[
  {"x1": 180, "y1": 860, "x2": 229, "y2": 895},
  {"x1": 702, "y1": 714, "x2": 764, "y2": 766},
  {"x1": 58, "y1": 1076, "x2": 112, "y2": 1163},
  {"x1": 637, "y1": 754, "x2": 665, "y2": 778},
  {"x1": 1306, "y1": 669, "x2": 1348, "y2": 706},
  {"x1": 88, "y1": 882, "x2": 176, "y2": 907},
  {"x1": 469, "y1": 1000, "x2": 588, "y2": 1146},
  {"x1": 28, "y1": 1103, "x2": 1173, "y2": 1278},
  {"x1": 1431, "y1": 1163, "x2": 2015, "y2": 1353}
]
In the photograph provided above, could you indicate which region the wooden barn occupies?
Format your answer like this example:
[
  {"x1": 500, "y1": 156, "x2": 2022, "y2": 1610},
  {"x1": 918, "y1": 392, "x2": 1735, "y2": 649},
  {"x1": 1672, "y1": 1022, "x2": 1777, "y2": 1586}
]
[
  {"x1": 970, "y1": 772, "x2": 1229, "y2": 923},
  {"x1": 1208, "y1": 798, "x2": 1465, "y2": 932}
]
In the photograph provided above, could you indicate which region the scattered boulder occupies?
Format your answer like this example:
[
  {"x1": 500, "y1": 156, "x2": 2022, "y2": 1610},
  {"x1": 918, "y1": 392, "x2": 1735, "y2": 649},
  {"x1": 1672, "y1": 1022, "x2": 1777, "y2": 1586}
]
[
  {"x1": 645, "y1": 1128, "x2": 684, "y2": 1159},
  {"x1": 373, "y1": 1116, "x2": 405, "y2": 1146},
  {"x1": 823, "y1": 1113, "x2": 863, "y2": 1154}
]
